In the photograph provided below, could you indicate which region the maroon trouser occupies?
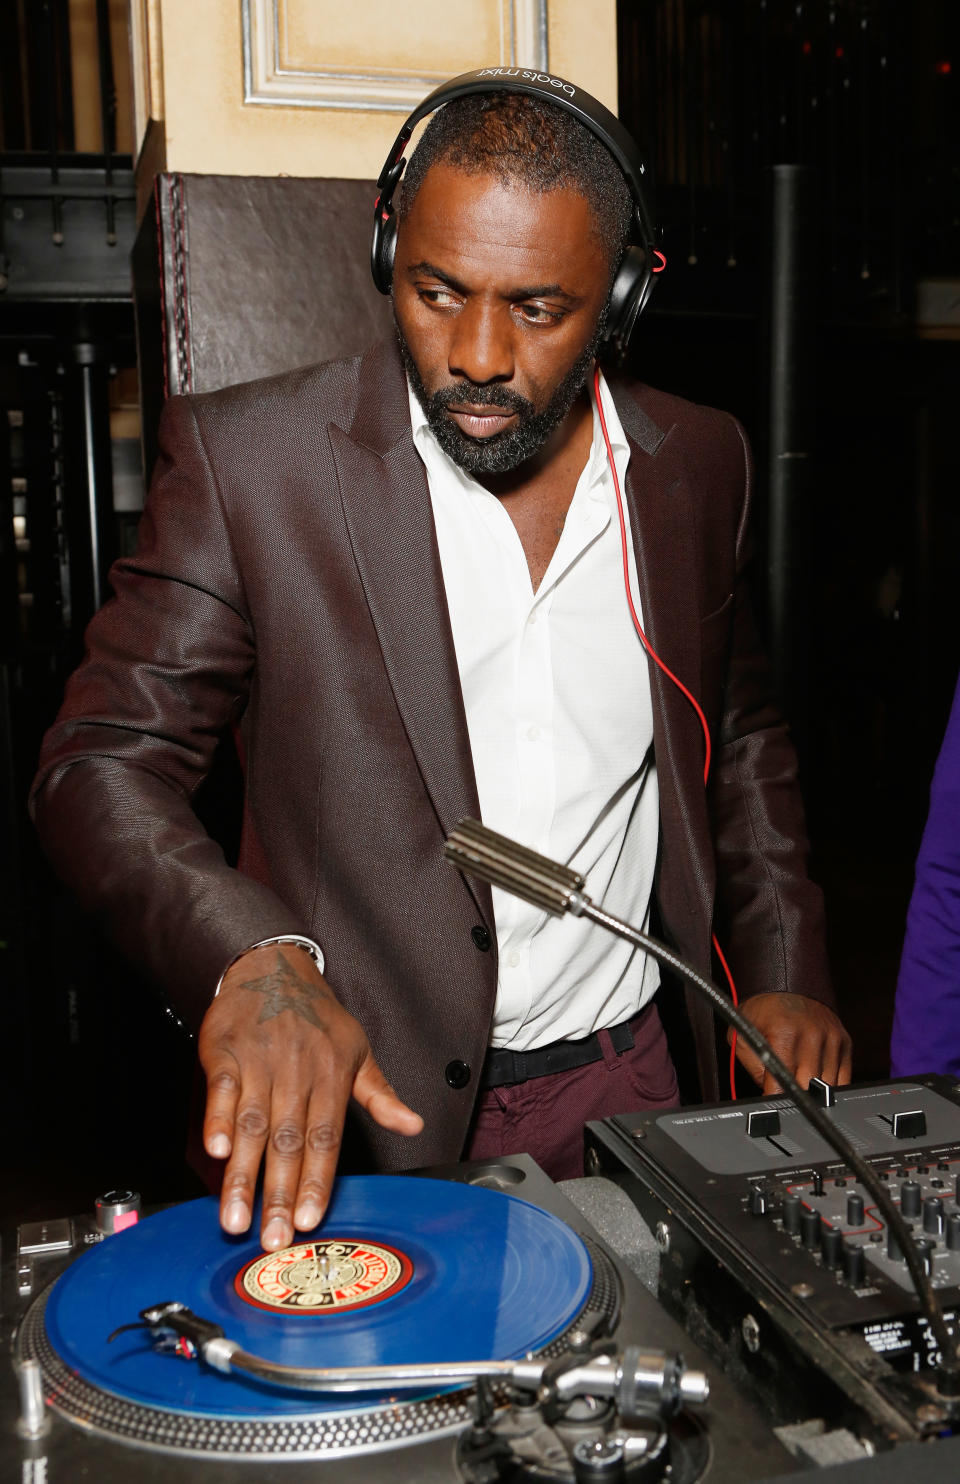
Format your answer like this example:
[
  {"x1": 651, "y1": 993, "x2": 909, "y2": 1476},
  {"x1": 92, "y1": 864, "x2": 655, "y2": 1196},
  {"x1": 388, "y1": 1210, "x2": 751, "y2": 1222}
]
[{"x1": 465, "y1": 1003, "x2": 679, "y2": 1182}]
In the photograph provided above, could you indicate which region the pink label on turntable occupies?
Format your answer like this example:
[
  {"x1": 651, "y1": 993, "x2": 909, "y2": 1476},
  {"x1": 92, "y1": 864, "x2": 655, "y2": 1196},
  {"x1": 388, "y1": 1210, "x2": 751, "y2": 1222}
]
[{"x1": 235, "y1": 1238, "x2": 414, "y2": 1313}]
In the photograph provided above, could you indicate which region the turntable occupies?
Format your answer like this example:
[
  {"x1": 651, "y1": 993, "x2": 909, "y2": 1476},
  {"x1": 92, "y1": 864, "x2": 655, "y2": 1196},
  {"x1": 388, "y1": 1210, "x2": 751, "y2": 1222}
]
[{"x1": 3, "y1": 1156, "x2": 794, "y2": 1482}]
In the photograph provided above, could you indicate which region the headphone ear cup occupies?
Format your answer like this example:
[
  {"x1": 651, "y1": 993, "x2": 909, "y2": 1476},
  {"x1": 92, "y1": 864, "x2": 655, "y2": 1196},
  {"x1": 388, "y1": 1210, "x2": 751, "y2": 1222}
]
[
  {"x1": 604, "y1": 245, "x2": 654, "y2": 360},
  {"x1": 371, "y1": 207, "x2": 399, "y2": 295}
]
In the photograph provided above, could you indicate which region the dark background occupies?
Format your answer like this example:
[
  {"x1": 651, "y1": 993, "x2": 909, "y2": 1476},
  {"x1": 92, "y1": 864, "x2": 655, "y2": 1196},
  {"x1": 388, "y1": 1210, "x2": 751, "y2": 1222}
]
[{"x1": 1, "y1": 0, "x2": 958, "y2": 1220}]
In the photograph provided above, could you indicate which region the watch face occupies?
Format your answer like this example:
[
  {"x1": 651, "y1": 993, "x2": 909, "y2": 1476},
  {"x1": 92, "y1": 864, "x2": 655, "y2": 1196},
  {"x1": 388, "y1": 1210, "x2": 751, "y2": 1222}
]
[{"x1": 235, "y1": 1238, "x2": 414, "y2": 1314}]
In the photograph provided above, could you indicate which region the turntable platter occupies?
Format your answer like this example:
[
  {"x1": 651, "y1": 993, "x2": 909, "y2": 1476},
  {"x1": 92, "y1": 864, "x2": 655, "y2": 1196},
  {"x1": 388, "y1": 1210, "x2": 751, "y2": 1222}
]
[{"x1": 20, "y1": 1175, "x2": 603, "y2": 1458}]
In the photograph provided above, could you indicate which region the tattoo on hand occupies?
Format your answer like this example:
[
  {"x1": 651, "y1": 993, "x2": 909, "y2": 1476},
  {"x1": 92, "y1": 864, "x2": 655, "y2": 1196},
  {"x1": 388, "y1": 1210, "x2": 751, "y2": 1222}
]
[{"x1": 237, "y1": 955, "x2": 329, "y2": 1027}]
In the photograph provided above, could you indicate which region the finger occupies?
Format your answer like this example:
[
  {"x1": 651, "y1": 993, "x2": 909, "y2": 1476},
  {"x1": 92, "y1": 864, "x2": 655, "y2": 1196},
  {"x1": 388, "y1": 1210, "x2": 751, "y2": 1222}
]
[
  {"x1": 734, "y1": 1034, "x2": 766, "y2": 1088},
  {"x1": 760, "y1": 1027, "x2": 798, "y2": 1094},
  {"x1": 776, "y1": 1020, "x2": 827, "y2": 1092},
  {"x1": 202, "y1": 1054, "x2": 241, "y2": 1161},
  {"x1": 803, "y1": 1012, "x2": 855, "y2": 1089},
  {"x1": 761, "y1": 1065, "x2": 783, "y2": 1096},
  {"x1": 293, "y1": 1093, "x2": 351, "y2": 1233},
  {"x1": 353, "y1": 1057, "x2": 424, "y2": 1135},
  {"x1": 817, "y1": 1032, "x2": 844, "y2": 1088},
  {"x1": 219, "y1": 1079, "x2": 271, "y2": 1237},
  {"x1": 259, "y1": 1082, "x2": 313, "y2": 1251},
  {"x1": 838, "y1": 1034, "x2": 854, "y2": 1085}
]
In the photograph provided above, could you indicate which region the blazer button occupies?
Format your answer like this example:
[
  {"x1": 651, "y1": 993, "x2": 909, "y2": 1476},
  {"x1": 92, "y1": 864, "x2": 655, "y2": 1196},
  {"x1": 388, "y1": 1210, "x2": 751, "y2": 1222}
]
[
  {"x1": 471, "y1": 925, "x2": 492, "y2": 951},
  {"x1": 445, "y1": 1060, "x2": 471, "y2": 1090}
]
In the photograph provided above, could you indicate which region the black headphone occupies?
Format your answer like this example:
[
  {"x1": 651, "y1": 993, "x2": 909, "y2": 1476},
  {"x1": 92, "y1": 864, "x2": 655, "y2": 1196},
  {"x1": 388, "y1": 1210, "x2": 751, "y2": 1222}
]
[{"x1": 370, "y1": 67, "x2": 661, "y2": 358}]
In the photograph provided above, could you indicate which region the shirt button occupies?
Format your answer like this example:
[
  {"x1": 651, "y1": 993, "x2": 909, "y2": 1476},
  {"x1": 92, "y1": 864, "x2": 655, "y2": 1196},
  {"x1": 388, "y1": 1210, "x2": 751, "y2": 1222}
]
[
  {"x1": 471, "y1": 925, "x2": 492, "y2": 952},
  {"x1": 526, "y1": 725, "x2": 540, "y2": 742},
  {"x1": 506, "y1": 948, "x2": 521, "y2": 968},
  {"x1": 528, "y1": 609, "x2": 539, "y2": 625},
  {"x1": 445, "y1": 1060, "x2": 471, "y2": 1090}
]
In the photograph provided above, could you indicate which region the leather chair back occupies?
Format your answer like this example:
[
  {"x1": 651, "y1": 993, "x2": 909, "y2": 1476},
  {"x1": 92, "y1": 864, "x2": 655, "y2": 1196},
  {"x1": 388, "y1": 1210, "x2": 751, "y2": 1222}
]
[{"x1": 132, "y1": 174, "x2": 395, "y2": 478}]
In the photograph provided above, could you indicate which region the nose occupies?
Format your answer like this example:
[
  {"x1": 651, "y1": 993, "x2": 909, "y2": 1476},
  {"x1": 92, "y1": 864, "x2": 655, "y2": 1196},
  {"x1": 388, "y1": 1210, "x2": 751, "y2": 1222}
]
[{"x1": 447, "y1": 299, "x2": 514, "y2": 385}]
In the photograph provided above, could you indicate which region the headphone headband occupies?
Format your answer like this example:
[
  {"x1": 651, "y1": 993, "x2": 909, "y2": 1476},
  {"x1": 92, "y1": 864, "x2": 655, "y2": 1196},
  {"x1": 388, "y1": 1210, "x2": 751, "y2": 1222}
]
[{"x1": 371, "y1": 66, "x2": 661, "y2": 356}]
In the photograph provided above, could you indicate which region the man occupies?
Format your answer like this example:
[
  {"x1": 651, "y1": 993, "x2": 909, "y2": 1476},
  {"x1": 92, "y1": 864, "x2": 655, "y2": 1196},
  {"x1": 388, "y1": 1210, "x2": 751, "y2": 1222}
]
[{"x1": 32, "y1": 78, "x2": 850, "y2": 1256}]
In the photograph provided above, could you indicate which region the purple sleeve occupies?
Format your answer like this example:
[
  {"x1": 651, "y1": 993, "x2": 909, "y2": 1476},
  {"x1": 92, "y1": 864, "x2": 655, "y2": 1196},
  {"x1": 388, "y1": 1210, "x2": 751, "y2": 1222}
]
[{"x1": 890, "y1": 672, "x2": 960, "y2": 1077}]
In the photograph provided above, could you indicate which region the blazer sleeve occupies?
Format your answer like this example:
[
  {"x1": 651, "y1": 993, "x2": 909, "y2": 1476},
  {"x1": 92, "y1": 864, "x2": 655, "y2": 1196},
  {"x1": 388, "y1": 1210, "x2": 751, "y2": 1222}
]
[
  {"x1": 30, "y1": 394, "x2": 309, "y2": 1030},
  {"x1": 707, "y1": 416, "x2": 835, "y2": 1010},
  {"x1": 890, "y1": 671, "x2": 960, "y2": 1076}
]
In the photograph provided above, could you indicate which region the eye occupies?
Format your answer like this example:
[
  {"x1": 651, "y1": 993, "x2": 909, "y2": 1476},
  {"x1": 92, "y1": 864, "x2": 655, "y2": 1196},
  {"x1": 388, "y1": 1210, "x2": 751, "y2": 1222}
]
[
  {"x1": 419, "y1": 286, "x2": 462, "y2": 309},
  {"x1": 516, "y1": 302, "x2": 564, "y2": 326}
]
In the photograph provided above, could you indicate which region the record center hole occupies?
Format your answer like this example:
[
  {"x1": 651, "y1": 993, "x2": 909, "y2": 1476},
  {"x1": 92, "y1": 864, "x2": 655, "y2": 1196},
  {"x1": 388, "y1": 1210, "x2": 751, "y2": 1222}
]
[{"x1": 465, "y1": 1165, "x2": 526, "y2": 1189}]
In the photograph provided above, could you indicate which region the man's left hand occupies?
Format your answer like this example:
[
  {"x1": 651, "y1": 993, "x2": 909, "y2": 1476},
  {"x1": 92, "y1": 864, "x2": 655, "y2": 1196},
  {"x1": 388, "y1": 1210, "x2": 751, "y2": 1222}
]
[{"x1": 729, "y1": 993, "x2": 853, "y2": 1094}]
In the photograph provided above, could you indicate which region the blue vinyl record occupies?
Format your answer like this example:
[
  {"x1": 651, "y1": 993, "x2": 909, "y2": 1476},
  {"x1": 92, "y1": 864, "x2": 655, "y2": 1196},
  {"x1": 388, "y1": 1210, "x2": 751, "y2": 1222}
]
[{"x1": 44, "y1": 1175, "x2": 592, "y2": 1418}]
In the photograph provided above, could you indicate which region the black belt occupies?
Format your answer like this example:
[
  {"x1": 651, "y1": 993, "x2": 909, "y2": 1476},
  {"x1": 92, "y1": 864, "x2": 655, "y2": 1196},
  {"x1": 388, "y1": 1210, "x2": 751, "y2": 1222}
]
[{"x1": 480, "y1": 1015, "x2": 638, "y2": 1090}]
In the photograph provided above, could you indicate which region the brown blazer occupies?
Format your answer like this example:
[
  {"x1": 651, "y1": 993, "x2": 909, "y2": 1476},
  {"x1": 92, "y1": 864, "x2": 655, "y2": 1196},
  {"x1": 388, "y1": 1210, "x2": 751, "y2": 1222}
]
[{"x1": 31, "y1": 339, "x2": 833, "y2": 1169}]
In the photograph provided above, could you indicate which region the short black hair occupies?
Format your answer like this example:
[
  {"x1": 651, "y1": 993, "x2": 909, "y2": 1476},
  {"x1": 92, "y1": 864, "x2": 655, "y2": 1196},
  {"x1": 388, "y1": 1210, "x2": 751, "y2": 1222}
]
[{"x1": 397, "y1": 90, "x2": 634, "y2": 282}]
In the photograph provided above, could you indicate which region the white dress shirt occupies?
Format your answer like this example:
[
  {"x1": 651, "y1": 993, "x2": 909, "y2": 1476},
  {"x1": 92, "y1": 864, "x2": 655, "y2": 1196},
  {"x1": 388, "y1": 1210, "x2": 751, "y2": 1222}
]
[{"x1": 409, "y1": 372, "x2": 660, "y2": 1051}]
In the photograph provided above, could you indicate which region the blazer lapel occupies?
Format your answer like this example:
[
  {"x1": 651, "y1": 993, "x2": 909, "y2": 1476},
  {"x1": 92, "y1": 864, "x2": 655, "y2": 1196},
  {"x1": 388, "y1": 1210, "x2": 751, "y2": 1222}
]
[{"x1": 328, "y1": 345, "x2": 493, "y2": 930}]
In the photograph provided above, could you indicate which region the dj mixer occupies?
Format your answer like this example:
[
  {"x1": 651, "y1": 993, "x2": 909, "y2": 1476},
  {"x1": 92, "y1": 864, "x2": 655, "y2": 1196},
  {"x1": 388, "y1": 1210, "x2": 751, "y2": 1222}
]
[{"x1": 586, "y1": 1074, "x2": 960, "y2": 1451}]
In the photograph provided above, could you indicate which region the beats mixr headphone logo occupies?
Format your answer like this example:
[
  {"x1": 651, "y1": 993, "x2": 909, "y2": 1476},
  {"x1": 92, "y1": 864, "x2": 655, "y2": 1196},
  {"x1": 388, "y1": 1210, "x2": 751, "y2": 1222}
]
[{"x1": 475, "y1": 66, "x2": 576, "y2": 97}]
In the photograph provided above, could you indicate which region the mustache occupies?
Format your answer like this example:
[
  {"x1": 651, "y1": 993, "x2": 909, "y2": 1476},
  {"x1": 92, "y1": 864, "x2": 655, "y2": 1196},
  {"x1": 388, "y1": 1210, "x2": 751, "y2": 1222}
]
[{"x1": 428, "y1": 382, "x2": 534, "y2": 419}]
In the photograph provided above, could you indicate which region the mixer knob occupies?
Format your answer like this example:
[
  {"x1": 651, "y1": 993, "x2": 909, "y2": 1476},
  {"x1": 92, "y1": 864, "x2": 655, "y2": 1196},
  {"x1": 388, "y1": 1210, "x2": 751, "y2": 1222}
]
[
  {"x1": 900, "y1": 1180, "x2": 922, "y2": 1219},
  {"x1": 915, "y1": 1238, "x2": 935, "y2": 1276},
  {"x1": 821, "y1": 1224, "x2": 842, "y2": 1270},
  {"x1": 749, "y1": 1187, "x2": 768, "y2": 1216},
  {"x1": 801, "y1": 1208, "x2": 822, "y2": 1250},
  {"x1": 782, "y1": 1192, "x2": 802, "y2": 1235},
  {"x1": 842, "y1": 1241, "x2": 866, "y2": 1287},
  {"x1": 812, "y1": 1171, "x2": 824, "y2": 1197},
  {"x1": 846, "y1": 1193, "x2": 865, "y2": 1227},
  {"x1": 947, "y1": 1214, "x2": 960, "y2": 1251},
  {"x1": 923, "y1": 1196, "x2": 945, "y2": 1236},
  {"x1": 887, "y1": 1228, "x2": 905, "y2": 1262}
]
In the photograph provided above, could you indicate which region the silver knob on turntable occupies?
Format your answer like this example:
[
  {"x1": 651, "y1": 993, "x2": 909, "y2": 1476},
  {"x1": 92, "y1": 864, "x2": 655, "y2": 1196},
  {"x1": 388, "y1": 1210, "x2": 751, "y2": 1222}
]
[
  {"x1": 16, "y1": 1359, "x2": 48, "y2": 1439},
  {"x1": 95, "y1": 1189, "x2": 141, "y2": 1234}
]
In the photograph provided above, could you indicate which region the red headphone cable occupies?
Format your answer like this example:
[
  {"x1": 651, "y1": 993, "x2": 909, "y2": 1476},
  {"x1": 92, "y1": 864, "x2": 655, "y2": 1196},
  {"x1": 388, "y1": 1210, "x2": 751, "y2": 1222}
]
[{"x1": 593, "y1": 366, "x2": 741, "y2": 1099}]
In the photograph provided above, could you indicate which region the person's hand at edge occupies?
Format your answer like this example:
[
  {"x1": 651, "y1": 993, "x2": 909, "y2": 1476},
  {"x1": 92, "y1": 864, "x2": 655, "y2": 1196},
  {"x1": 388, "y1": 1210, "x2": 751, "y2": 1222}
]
[
  {"x1": 728, "y1": 992, "x2": 853, "y2": 1095},
  {"x1": 198, "y1": 942, "x2": 423, "y2": 1251}
]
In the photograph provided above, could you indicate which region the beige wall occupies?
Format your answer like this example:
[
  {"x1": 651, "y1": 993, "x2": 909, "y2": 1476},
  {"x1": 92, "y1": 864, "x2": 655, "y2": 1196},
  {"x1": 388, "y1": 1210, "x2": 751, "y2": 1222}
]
[{"x1": 129, "y1": 0, "x2": 617, "y2": 185}]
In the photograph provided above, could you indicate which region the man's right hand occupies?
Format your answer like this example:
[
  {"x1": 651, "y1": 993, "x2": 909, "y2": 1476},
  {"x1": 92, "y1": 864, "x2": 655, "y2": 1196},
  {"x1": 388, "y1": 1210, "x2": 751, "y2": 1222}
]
[{"x1": 198, "y1": 942, "x2": 423, "y2": 1251}]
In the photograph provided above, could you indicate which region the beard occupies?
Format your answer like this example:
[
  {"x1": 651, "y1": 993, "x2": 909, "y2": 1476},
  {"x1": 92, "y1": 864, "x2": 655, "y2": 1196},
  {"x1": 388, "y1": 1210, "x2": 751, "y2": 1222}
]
[{"x1": 396, "y1": 318, "x2": 605, "y2": 477}]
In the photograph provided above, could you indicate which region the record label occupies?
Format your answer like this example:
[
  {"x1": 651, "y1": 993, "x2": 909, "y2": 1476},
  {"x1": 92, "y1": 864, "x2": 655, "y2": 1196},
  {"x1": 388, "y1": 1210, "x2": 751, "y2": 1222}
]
[{"x1": 236, "y1": 1238, "x2": 413, "y2": 1313}]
